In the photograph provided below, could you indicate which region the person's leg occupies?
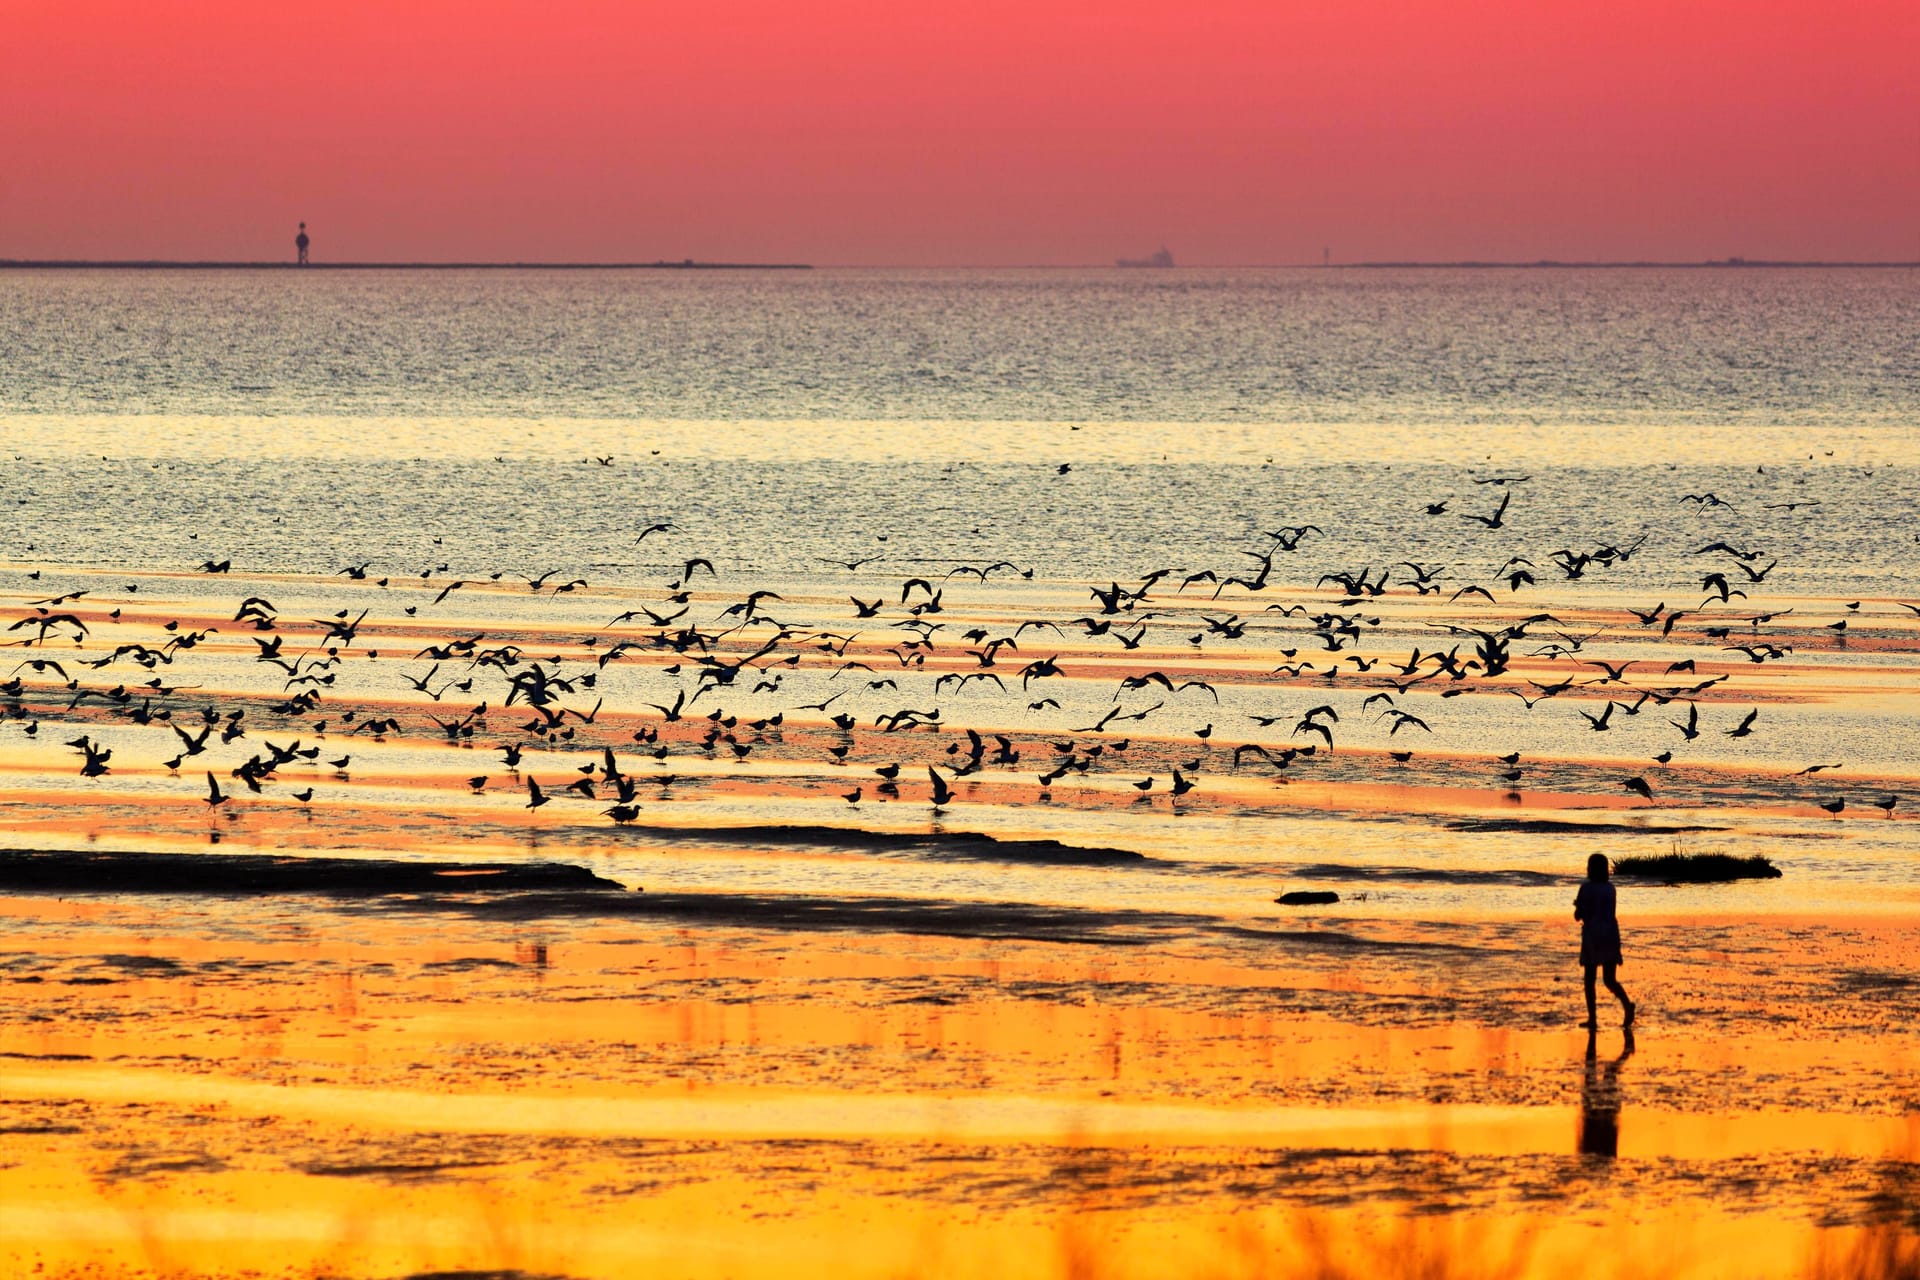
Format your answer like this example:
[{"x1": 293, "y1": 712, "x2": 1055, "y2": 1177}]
[
  {"x1": 1603, "y1": 964, "x2": 1634, "y2": 1024},
  {"x1": 1583, "y1": 963, "x2": 1599, "y2": 1026}
]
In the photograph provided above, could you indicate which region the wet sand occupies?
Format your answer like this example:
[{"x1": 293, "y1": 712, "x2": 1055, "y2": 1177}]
[{"x1": 3, "y1": 888, "x2": 1919, "y2": 1278}]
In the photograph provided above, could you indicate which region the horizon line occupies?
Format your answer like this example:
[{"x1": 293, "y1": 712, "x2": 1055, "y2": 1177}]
[{"x1": 1, "y1": 258, "x2": 1916, "y2": 271}]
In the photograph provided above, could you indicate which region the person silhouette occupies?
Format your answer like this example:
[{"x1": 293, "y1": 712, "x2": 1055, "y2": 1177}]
[
  {"x1": 1578, "y1": 1026, "x2": 1635, "y2": 1158},
  {"x1": 1574, "y1": 853, "x2": 1635, "y2": 1029},
  {"x1": 296, "y1": 222, "x2": 310, "y2": 265}
]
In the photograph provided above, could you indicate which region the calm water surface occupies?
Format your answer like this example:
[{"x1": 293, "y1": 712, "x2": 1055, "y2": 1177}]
[{"x1": 3, "y1": 266, "x2": 1916, "y2": 422}]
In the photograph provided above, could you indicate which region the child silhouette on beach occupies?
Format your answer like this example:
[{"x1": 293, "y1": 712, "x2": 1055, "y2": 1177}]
[{"x1": 1574, "y1": 853, "x2": 1636, "y2": 1029}]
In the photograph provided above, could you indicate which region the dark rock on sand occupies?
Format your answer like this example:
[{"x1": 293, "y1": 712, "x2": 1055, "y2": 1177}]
[{"x1": 1612, "y1": 852, "x2": 1782, "y2": 883}]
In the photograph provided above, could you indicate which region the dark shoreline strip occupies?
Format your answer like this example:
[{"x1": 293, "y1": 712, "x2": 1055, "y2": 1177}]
[{"x1": 0, "y1": 849, "x2": 625, "y2": 897}]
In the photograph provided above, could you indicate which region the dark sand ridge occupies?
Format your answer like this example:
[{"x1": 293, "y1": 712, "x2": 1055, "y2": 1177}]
[{"x1": 0, "y1": 848, "x2": 626, "y2": 896}]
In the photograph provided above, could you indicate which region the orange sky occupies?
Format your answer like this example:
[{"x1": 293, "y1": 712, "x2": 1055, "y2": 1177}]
[{"x1": 3, "y1": 0, "x2": 1916, "y2": 265}]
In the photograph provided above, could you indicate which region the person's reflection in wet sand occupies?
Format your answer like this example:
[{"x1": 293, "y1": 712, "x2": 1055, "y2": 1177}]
[{"x1": 1578, "y1": 1028, "x2": 1635, "y2": 1158}]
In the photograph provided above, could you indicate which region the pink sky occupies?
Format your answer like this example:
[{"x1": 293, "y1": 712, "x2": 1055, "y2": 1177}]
[{"x1": 3, "y1": 0, "x2": 1916, "y2": 264}]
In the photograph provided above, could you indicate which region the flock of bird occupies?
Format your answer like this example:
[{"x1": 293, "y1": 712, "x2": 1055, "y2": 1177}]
[{"x1": 1, "y1": 472, "x2": 1912, "y2": 840}]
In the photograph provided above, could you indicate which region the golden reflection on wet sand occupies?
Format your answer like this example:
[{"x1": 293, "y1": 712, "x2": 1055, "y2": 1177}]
[{"x1": 4, "y1": 891, "x2": 1920, "y2": 1278}]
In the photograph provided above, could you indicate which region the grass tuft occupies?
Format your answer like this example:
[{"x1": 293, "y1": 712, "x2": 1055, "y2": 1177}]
[
  {"x1": 1613, "y1": 851, "x2": 1782, "y2": 883},
  {"x1": 1804, "y1": 1225, "x2": 1920, "y2": 1280}
]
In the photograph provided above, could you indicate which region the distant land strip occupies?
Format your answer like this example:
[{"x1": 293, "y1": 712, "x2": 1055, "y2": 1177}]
[
  {"x1": 0, "y1": 259, "x2": 811, "y2": 270},
  {"x1": 1340, "y1": 259, "x2": 1919, "y2": 269}
]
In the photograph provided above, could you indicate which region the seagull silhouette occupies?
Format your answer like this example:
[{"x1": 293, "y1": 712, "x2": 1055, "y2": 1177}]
[{"x1": 1460, "y1": 491, "x2": 1512, "y2": 530}]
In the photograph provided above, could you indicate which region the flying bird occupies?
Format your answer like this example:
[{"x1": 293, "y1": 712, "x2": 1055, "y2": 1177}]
[{"x1": 1460, "y1": 491, "x2": 1512, "y2": 530}]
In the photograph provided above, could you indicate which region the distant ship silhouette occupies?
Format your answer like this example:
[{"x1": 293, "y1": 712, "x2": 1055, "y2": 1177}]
[{"x1": 1116, "y1": 247, "x2": 1174, "y2": 268}]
